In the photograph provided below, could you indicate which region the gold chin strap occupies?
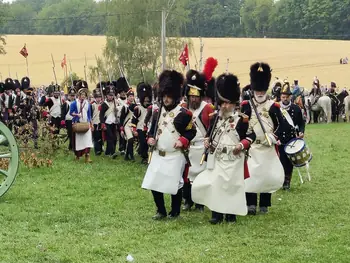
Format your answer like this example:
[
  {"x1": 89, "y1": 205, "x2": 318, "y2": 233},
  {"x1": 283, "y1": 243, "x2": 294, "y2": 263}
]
[{"x1": 188, "y1": 86, "x2": 200, "y2": 97}]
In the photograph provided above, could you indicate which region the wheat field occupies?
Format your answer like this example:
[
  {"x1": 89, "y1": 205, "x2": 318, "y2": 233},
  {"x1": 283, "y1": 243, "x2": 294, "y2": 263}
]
[{"x1": 0, "y1": 35, "x2": 349, "y2": 89}]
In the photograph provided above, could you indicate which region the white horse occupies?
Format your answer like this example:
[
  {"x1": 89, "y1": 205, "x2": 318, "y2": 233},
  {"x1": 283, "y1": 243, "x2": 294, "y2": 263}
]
[
  {"x1": 304, "y1": 93, "x2": 332, "y2": 124},
  {"x1": 344, "y1": 96, "x2": 350, "y2": 122}
]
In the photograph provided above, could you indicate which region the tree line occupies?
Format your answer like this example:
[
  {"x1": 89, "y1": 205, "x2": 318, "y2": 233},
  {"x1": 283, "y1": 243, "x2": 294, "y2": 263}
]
[{"x1": 1, "y1": 0, "x2": 350, "y2": 40}]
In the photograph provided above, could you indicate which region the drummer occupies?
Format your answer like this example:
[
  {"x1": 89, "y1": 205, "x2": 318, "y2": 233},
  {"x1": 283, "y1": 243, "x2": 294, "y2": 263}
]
[{"x1": 279, "y1": 82, "x2": 305, "y2": 190}]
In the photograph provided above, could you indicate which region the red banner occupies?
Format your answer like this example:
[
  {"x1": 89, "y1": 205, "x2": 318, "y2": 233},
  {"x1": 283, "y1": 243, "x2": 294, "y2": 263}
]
[
  {"x1": 179, "y1": 44, "x2": 189, "y2": 66},
  {"x1": 19, "y1": 44, "x2": 28, "y2": 58}
]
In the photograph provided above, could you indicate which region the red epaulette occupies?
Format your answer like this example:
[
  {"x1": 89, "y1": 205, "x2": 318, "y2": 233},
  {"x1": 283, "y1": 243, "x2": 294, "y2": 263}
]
[
  {"x1": 147, "y1": 105, "x2": 153, "y2": 110},
  {"x1": 273, "y1": 102, "x2": 281, "y2": 108},
  {"x1": 185, "y1": 108, "x2": 193, "y2": 117},
  {"x1": 241, "y1": 100, "x2": 249, "y2": 106}
]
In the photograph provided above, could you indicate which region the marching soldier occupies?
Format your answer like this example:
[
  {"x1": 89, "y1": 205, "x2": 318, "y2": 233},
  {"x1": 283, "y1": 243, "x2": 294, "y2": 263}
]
[
  {"x1": 91, "y1": 88, "x2": 104, "y2": 155},
  {"x1": 119, "y1": 89, "x2": 136, "y2": 161},
  {"x1": 100, "y1": 85, "x2": 118, "y2": 158},
  {"x1": 41, "y1": 84, "x2": 62, "y2": 134},
  {"x1": 2, "y1": 78, "x2": 16, "y2": 130},
  {"x1": 61, "y1": 87, "x2": 76, "y2": 151},
  {"x1": 279, "y1": 83, "x2": 305, "y2": 190},
  {"x1": 131, "y1": 82, "x2": 153, "y2": 164},
  {"x1": 141, "y1": 70, "x2": 196, "y2": 220},
  {"x1": 21, "y1": 86, "x2": 40, "y2": 148},
  {"x1": 192, "y1": 73, "x2": 256, "y2": 224},
  {"x1": 115, "y1": 77, "x2": 129, "y2": 155},
  {"x1": 182, "y1": 70, "x2": 214, "y2": 212},
  {"x1": 243, "y1": 62, "x2": 294, "y2": 215}
]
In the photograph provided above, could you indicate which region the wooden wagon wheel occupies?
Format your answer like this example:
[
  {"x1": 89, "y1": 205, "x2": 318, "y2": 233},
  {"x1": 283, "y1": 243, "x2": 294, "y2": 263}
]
[{"x1": 0, "y1": 122, "x2": 19, "y2": 197}]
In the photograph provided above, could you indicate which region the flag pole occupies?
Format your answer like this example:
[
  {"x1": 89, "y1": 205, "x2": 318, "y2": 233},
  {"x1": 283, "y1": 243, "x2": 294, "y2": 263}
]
[
  {"x1": 8, "y1": 65, "x2": 11, "y2": 78},
  {"x1": 25, "y1": 57, "x2": 29, "y2": 77}
]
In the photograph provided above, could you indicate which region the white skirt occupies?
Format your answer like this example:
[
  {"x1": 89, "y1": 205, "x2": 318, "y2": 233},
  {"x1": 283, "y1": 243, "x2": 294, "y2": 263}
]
[{"x1": 75, "y1": 128, "x2": 93, "y2": 151}]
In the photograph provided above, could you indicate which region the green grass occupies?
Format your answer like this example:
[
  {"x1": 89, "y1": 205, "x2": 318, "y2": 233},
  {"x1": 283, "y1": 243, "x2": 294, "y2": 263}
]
[{"x1": 1, "y1": 123, "x2": 350, "y2": 263}]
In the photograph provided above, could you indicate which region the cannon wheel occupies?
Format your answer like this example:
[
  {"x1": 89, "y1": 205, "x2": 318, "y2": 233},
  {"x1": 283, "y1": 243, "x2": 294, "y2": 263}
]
[{"x1": 0, "y1": 122, "x2": 19, "y2": 197}]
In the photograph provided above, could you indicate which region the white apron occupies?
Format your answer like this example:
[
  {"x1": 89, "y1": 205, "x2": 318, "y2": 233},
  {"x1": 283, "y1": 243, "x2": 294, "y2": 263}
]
[
  {"x1": 142, "y1": 105, "x2": 186, "y2": 195},
  {"x1": 188, "y1": 101, "x2": 208, "y2": 182},
  {"x1": 245, "y1": 100, "x2": 284, "y2": 193},
  {"x1": 75, "y1": 100, "x2": 93, "y2": 151},
  {"x1": 192, "y1": 113, "x2": 247, "y2": 215}
]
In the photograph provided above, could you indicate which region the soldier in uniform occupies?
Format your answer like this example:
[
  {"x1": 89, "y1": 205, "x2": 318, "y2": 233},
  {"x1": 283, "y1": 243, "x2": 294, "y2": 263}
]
[
  {"x1": 182, "y1": 70, "x2": 214, "y2": 212},
  {"x1": 279, "y1": 83, "x2": 305, "y2": 190},
  {"x1": 243, "y1": 62, "x2": 294, "y2": 215},
  {"x1": 115, "y1": 77, "x2": 129, "y2": 155},
  {"x1": 141, "y1": 70, "x2": 196, "y2": 220},
  {"x1": 61, "y1": 87, "x2": 76, "y2": 151},
  {"x1": 120, "y1": 89, "x2": 137, "y2": 161},
  {"x1": 100, "y1": 85, "x2": 118, "y2": 158},
  {"x1": 2, "y1": 78, "x2": 16, "y2": 130},
  {"x1": 131, "y1": 82, "x2": 153, "y2": 164},
  {"x1": 21, "y1": 86, "x2": 40, "y2": 148},
  {"x1": 41, "y1": 84, "x2": 62, "y2": 134},
  {"x1": 91, "y1": 88, "x2": 104, "y2": 155},
  {"x1": 192, "y1": 73, "x2": 256, "y2": 224}
]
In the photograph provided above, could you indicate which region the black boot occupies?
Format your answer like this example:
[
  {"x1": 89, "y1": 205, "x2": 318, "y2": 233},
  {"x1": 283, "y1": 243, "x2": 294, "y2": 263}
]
[
  {"x1": 151, "y1": 191, "x2": 167, "y2": 220},
  {"x1": 169, "y1": 188, "x2": 182, "y2": 219},
  {"x1": 225, "y1": 214, "x2": 237, "y2": 223},
  {"x1": 209, "y1": 211, "x2": 223, "y2": 224},
  {"x1": 283, "y1": 173, "x2": 292, "y2": 190}
]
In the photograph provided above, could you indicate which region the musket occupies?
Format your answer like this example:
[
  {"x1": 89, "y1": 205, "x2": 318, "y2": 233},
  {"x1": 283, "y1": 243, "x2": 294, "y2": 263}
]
[
  {"x1": 248, "y1": 90, "x2": 272, "y2": 146},
  {"x1": 226, "y1": 58, "x2": 229, "y2": 73},
  {"x1": 199, "y1": 37, "x2": 204, "y2": 71},
  {"x1": 51, "y1": 54, "x2": 62, "y2": 106},
  {"x1": 117, "y1": 61, "x2": 130, "y2": 88},
  {"x1": 95, "y1": 54, "x2": 105, "y2": 101},
  {"x1": 69, "y1": 59, "x2": 74, "y2": 90},
  {"x1": 84, "y1": 53, "x2": 88, "y2": 82},
  {"x1": 140, "y1": 66, "x2": 145, "y2": 83},
  {"x1": 200, "y1": 112, "x2": 220, "y2": 165},
  {"x1": 148, "y1": 102, "x2": 163, "y2": 164},
  {"x1": 16, "y1": 72, "x2": 19, "y2": 80}
]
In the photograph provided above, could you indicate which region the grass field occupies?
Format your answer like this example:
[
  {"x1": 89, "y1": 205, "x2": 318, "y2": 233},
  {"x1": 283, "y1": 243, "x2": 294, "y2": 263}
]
[
  {"x1": 1, "y1": 35, "x2": 350, "y2": 89},
  {"x1": 0, "y1": 122, "x2": 349, "y2": 263}
]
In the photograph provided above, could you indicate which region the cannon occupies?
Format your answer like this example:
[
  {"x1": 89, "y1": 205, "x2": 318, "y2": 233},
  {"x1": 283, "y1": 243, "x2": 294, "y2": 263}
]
[{"x1": 0, "y1": 122, "x2": 19, "y2": 197}]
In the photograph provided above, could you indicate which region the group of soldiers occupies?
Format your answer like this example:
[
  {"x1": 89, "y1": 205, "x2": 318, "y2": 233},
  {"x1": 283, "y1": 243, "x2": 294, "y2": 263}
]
[{"x1": 1, "y1": 59, "x2": 307, "y2": 224}]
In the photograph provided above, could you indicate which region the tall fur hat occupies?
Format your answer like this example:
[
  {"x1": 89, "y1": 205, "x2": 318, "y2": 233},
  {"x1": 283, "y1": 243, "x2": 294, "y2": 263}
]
[
  {"x1": 216, "y1": 73, "x2": 240, "y2": 103},
  {"x1": 0, "y1": 82, "x2": 5, "y2": 93},
  {"x1": 250, "y1": 62, "x2": 272, "y2": 92},
  {"x1": 73, "y1": 80, "x2": 79, "y2": 87},
  {"x1": 158, "y1": 70, "x2": 184, "y2": 102},
  {"x1": 4, "y1": 78, "x2": 14, "y2": 91},
  {"x1": 76, "y1": 80, "x2": 88, "y2": 96},
  {"x1": 137, "y1": 82, "x2": 152, "y2": 104},
  {"x1": 13, "y1": 79, "x2": 21, "y2": 90},
  {"x1": 185, "y1": 69, "x2": 206, "y2": 97},
  {"x1": 93, "y1": 88, "x2": 102, "y2": 98},
  {"x1": 68, "y1": 87, "x2": 77, "y2": 96},
  {"x1": 53, "y1": 84, "x2": 61, "y2": 93},
  {"x1": 97, "y1": 81, "x2": 107, "y2": 96},
  {"x1": 115, "y1": 77, "x2": 130, "y2": 93},
  {"x1": 21, "y1": 77, "x2": 30, "y2": 90}
]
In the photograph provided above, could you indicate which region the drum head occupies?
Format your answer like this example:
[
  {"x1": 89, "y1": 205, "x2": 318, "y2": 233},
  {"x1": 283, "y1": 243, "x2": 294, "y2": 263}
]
[{"x1": 284, "y1": 139, "x2": 305, "y2": 154}]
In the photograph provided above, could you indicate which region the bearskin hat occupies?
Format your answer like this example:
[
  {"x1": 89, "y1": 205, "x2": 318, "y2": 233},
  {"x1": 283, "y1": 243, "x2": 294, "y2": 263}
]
[
  {"x1": 21, "y1": 77, "x2": 30, "y2": 90},
  {"x1": 216, "y1": 73, "x2": 240, "y2": 103},
  {"x1": 93, "y1": 88, "x2": 102, "y2": 98},
  {"x1": 137, "y1": 82, "x2": 152, "y2": 104},
  {"x1": 105, "y1": 85, "x2": 115, "y2": 96},
  {"x1": 53, "y1": 84, "x2": 61, "y2": 93},
  {"x1": 73, "y1": 80, "x2": 79, "y2": 88},
  {"x1": 331, "y1": 82, "x2": 336, "y2": 88},
  {"x1": 0, "y1": 82, "x2": 5, "y2": 93},
  {"x1": 250, "y1": 62, "x2": 272, "y2": 92},
  {"x1": 158, "y1": 70, "x2": 183, "y2": 102},
  {"x1": 281, "y1": 81, "x2": 292, "y2": 95},
  {"x1": 13, "y1": 79, "x2": 21, "y2": 90},
  {"x1": 97, "y1": 81, "x2": 107, "y2": 96},
  {"x1": 115, "y1": 77, "x2": 130, "y2": 94},
  {"x1": 185, "y1": 70, "x2": 206, "y2": 97},
  {"x1": 76, "y1": 80, "x2": 88, "y2": 91},
  {"x1": 4, "y1": 78, "x2": 14, "y2": 91}
]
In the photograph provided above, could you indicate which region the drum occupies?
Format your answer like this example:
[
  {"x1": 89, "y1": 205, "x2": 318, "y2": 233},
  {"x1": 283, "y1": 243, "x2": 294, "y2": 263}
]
[
  {"x1": 72, "y1": 122, "x2": 90, "y2": 133},
  {"x1": 284, "y1": 138, "x2": 312, "y2": 167}
]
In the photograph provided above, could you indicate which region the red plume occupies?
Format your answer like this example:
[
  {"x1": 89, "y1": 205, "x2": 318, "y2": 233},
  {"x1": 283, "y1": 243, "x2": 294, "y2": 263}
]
[{"x1": 202, "y1": 57, "x2": 218, "y2": 82}]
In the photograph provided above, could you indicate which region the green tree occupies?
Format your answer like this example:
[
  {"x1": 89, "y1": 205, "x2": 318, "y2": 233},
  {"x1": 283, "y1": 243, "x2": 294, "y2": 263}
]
[
  {"x1": 0, "y1": 0, "x2": 6, "y2": 54},
  {"x1": 90, "y1": 0, "x2": 190, "y2": 85}
]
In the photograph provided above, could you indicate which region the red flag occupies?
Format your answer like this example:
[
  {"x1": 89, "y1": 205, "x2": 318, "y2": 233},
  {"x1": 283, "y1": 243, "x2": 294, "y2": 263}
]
[
  {"x1": 61, "y1": 54, "x2": 67, "y2": 68},
  {"x1": 19, "y1": 44, "x2": 28, "y2": 58},
  {"x1": 179, "y1": 44, "x2": 189, "y2": 66}
]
